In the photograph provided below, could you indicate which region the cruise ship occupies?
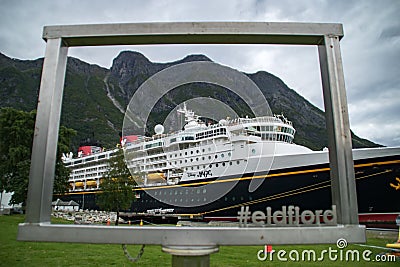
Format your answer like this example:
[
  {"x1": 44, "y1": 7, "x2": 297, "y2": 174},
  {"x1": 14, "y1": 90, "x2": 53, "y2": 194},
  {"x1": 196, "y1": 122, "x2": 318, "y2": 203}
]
[{"x1": 60, "y1": 104, "x2": 400, "y2": 224}]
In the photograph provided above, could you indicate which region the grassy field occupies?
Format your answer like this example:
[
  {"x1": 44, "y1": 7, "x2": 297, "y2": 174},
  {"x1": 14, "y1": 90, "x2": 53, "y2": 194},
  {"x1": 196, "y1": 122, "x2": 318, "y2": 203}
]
[{"x1": 0, "y1": 214, "x2": 398, "y2": 266}]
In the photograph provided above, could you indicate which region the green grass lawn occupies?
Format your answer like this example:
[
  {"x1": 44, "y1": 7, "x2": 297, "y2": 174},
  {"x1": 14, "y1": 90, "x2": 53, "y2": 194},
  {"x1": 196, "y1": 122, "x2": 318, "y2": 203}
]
[{"x1": 0, "y1": 214, "x2": 398, "y2": 266}]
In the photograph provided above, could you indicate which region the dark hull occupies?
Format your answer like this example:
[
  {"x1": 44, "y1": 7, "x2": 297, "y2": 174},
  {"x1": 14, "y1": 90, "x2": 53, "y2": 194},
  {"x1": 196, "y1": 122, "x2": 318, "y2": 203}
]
[{"x1": 57, "y1": 154, "x2": 400, "y2": 220}]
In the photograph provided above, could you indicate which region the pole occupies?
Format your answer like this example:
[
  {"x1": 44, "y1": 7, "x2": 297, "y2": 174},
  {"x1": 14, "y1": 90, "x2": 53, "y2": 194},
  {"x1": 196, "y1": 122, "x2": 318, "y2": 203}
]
[{"x1": 162, "y1": 246, "x2": 219, "y2": 267}]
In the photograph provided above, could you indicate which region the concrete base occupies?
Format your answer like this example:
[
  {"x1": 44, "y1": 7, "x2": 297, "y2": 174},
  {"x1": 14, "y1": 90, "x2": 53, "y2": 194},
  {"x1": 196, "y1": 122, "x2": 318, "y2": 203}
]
[{"x1": 162, "y1": 246, "x2": 219, "y2": 267}]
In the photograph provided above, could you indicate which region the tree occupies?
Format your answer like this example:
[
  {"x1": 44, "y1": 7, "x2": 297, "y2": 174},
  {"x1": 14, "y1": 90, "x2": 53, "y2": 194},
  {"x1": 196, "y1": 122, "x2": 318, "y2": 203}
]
[
  {"x1": 96, "y1": 148, "x2": 136, "y2": 225},
  {"x1": 53, "y1": 126, "x2": 77, "y2": 195},
  {"x1": 0, "y1": 107, "x2": 76, "y2": 207}
]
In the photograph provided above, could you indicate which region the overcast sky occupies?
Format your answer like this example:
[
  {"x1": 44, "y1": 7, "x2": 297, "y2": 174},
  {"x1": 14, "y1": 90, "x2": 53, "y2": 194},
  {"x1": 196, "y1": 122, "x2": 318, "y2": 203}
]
[{"x1": 0, "y1": 0, "x2": 399, "y2": 147}]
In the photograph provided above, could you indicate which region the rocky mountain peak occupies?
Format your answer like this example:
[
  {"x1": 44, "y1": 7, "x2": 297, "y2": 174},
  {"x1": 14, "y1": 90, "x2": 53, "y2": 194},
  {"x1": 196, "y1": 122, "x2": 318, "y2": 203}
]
[
  {"x1": 110, "y1": 51, "x2": 160, "y2": 87},
  {"x1": 0, "y1": 51, "x2": 380, "y2": 150},
  {"x1": 175, "y1": 54, "x2": 212, "y2": 63}
]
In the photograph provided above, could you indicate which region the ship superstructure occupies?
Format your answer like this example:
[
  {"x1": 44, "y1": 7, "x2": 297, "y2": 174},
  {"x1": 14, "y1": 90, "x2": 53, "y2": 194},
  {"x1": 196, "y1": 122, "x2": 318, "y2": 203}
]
[
  {"x1": 62, "y1": 145, "x2": 116, "y2": 192},
  {"x1": 124, "y1": 104, "x2": 310, "y2": 186}
]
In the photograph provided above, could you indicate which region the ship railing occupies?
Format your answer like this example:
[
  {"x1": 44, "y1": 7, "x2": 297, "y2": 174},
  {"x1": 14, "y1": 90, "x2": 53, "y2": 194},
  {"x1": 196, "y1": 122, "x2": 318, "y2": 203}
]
[
  {"x1": 123, "y1": 116, "x2": 293, "y2": 150},
  {"x1": 225, "y1": 115, "x2": 292, "y2": 126}
]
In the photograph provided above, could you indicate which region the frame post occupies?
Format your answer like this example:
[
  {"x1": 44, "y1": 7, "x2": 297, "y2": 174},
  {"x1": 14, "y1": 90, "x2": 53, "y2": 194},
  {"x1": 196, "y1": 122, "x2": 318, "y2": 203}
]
[
  {"x1": 25, "y1": 38, "x2": 68, "y2": 224},
  {"x1": 318, "y1": 35, "x2": 358, "y2": 225}
]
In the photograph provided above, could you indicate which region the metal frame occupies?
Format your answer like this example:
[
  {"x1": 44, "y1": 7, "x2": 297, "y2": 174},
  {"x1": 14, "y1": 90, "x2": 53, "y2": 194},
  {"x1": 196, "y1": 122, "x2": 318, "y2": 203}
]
[{"x1": 18, "y1": 22, "x2": 363, "y2": 245}]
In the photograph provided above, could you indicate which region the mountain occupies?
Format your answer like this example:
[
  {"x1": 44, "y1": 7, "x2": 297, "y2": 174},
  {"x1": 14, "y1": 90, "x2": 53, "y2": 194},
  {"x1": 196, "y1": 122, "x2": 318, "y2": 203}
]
[{"x1": 0, "y1": 51, "x2": 379, "y2": 151}]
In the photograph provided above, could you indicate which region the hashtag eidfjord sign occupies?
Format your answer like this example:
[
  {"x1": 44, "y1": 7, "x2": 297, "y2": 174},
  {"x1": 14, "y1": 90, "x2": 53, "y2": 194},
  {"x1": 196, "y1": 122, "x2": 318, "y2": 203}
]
[{"x1": 237, "y1": 206, "x2": 251, "y2": 227}]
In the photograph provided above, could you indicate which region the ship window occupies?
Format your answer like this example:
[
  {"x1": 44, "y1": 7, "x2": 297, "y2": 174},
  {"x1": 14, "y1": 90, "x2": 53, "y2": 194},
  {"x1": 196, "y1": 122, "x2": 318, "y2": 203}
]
[
  {"x1": 224, "y1": 197, "x2": 228, "y2": 201},
  {"x1": 190, "y1": 158, "x2": 193, "y2": 162},
  {"x1": 197, "y1": 166, "x2": 200, "y2": 170},
  {"x1": 232, "y1": 196, "x2": 236, "y2": 201},
  {"x1": 209, "y1": 164, "x2": 212, "y2": 168},
  {"x1": 230, "y1": 162, "x2": 233, "y2": 165},
  {"x1": 237, "y1": 160, "x2": 240, "y2": 165},
  {"x1": 202, "y1": 149, "x2": 205, "y2": 153},
  {"x1": 203, "y1": 189, "x2": 207, "y2": 193},
  {"x1": 222, "y1": 162, "x2": 226, "y2": 167},
  {"x1": 185, "y1": 152, "x2": 188, "y2": 155},
  {"x1": 191, "y1": 167, "x2": 194, "y2": 170},
  {"x1": 216, "y1": 163, "x2": 219, "y2": 167},
  {"x1": 197, "y1": 189, "x2": 200, "y2": 194},
  {"x1": 191, "y1": 151, "x2": 193, "y2": 154},
  {"x1": 202, "y1": 157, "x2": 205, "y2": 160},
  {"x1": 208, "y1": 156, "x2": 211, "y2": 160},
  {"x1": 221, "y1": 153, "x2": 224, "y2": 158},
  {"x1": 249, "y1": 196, "x2": 252, "y2": 200},
  {"x1": 196, "y1": 150, "x2": 199, "y2": 154},
  {"x1": 174, "y1": 190, "x2": 178, "y2": 195},
  {"x1": 185, "y1": 159, "x2": 187, "y2": 163},
  {"x1": 252, "y1": 149, "x2": 256, "y2": 154},
  {"x1": 215, "y1": 155, "x2": 218, "y2": 159}
]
